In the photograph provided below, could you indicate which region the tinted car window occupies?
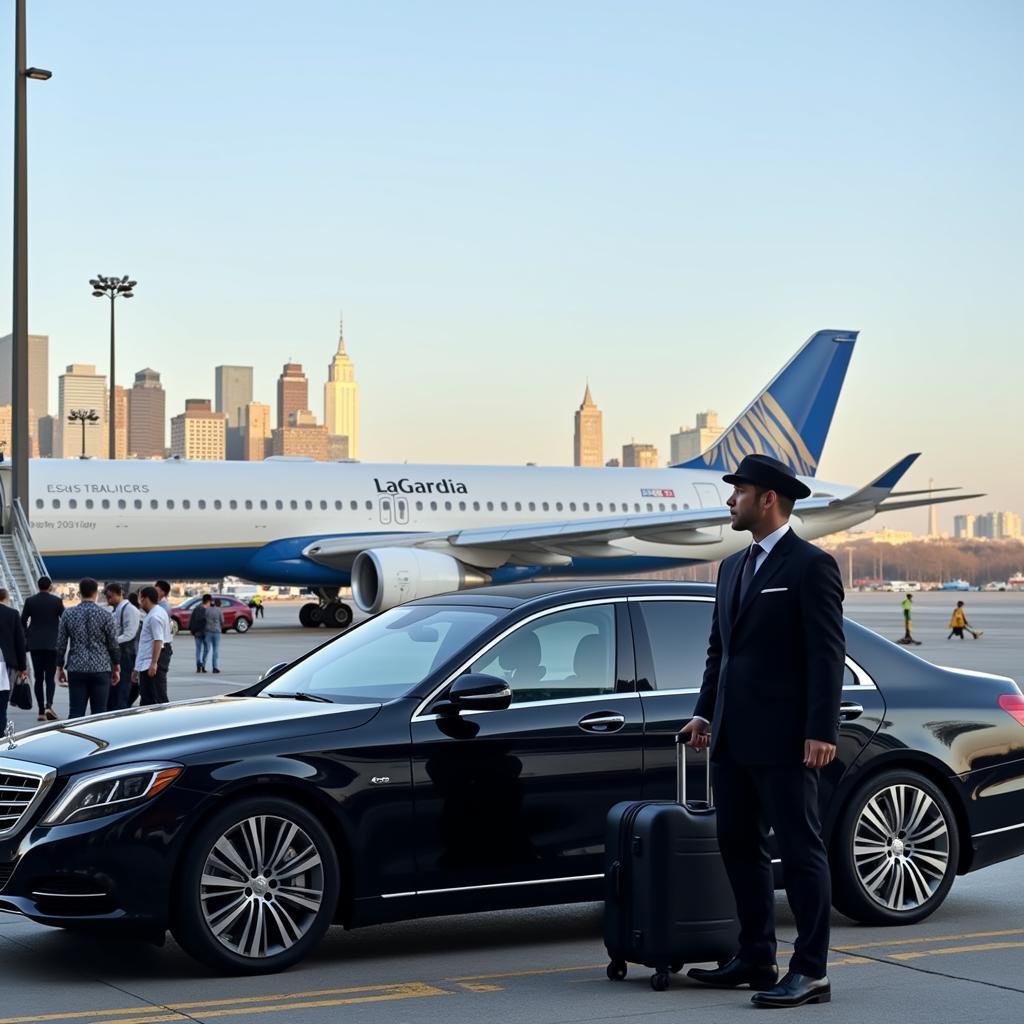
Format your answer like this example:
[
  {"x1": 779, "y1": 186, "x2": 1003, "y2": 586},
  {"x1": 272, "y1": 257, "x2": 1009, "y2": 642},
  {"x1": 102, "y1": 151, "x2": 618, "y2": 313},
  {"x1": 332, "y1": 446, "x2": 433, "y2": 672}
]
[
  {"x1": 471, "y1": 604, "x2": 616, "y2": 705},
  {"x1": 637, "y1": 600, "x2": 714, "y2": 689},
  {"x1": 263, "y1": 605, "x2": 502, "y2": 701}
]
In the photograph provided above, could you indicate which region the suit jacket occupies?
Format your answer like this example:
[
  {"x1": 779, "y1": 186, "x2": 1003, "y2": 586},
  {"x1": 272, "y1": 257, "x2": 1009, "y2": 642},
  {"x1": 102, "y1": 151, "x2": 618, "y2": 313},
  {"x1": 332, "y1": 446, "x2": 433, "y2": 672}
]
[
  {"x1": 693, "y1": 528, "x2": 846, "y2": 766},
  {"x1": 20, "y1": 590, "x2": 65, "y2": 652},
  {"x1": 0, "y1": 603, "x2": 28, "y2": 674}
]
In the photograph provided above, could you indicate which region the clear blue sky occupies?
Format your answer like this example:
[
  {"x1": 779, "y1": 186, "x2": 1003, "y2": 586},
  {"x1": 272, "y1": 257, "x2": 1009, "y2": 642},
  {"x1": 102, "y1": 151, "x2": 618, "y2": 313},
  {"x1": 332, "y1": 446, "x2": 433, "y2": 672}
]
[{"x1": 1, "y1": 1, "x2": 1021, "y2": 533}]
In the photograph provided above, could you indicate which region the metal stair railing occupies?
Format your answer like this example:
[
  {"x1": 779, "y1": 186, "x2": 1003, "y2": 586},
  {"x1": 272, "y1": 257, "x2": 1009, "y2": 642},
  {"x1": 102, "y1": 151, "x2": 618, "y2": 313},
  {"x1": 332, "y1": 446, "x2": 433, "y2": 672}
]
[{"x1": 3, "y1": 498, "x2": 49, "y2": 609}]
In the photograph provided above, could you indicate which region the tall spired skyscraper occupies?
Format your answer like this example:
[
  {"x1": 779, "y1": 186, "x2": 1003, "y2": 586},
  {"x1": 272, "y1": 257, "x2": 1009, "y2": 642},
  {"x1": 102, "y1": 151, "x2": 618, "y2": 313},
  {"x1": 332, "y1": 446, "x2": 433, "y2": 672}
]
[
  {"x1": 573, "y1": 382, "x2": 603, "y2": 467},
  {"x1": 323, "y1": 317, "x2": 360, "y2": 459}
]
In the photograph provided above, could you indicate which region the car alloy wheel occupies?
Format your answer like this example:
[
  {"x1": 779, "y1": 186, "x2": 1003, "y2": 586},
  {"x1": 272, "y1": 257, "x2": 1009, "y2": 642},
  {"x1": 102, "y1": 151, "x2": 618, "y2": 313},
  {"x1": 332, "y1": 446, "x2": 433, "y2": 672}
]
[
  {"x1": 831, "y1": 769, "x2": 959, "y2": 926},
  {"x1": 853, "y1": 784, "x2": 950, "y2": 911},
  {"x1": 200, "y1": 814, "x2": 325, "y2": 959},
  {"x1": 235, "y1": 617, "x2": 251, "y2": 633},
  {"x1": 172, "y1": 797, "x2": 339, "y2": 972}
]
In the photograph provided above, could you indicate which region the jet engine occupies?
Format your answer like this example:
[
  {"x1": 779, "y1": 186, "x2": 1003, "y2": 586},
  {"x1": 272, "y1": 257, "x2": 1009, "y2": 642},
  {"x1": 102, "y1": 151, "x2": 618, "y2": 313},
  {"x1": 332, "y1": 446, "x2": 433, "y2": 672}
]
[{"x1": 351, "y1": 548, "x2": 491, "y2": 614}]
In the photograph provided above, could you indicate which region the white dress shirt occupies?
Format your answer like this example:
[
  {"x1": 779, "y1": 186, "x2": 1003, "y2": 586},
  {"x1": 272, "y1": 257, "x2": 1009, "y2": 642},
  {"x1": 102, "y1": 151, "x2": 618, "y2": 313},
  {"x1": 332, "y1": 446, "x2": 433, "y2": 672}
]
[{"x1": 751, "y1": 522, "x2": 790, "y2": 572}]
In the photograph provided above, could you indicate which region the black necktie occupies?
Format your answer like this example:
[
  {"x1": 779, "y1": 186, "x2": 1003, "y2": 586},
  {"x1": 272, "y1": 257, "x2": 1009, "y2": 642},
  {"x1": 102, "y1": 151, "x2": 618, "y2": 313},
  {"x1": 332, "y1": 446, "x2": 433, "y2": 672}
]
[{"x1": 737, "y1": 543, "x2": 764, "y2": 610}]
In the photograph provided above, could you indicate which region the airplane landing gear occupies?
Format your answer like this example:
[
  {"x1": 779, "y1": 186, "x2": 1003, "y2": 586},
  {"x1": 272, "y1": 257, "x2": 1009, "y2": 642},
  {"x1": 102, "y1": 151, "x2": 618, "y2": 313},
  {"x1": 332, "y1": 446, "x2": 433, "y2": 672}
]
[
  {"x1": 299, "y1": 602, "x2": 322, "y2": 628},
  {"x1": 299, "y1": 589, "x2": 354, "y2": 630},
  {"x1": 322, "y1": 602, "x2": 353, "y2": 629}
]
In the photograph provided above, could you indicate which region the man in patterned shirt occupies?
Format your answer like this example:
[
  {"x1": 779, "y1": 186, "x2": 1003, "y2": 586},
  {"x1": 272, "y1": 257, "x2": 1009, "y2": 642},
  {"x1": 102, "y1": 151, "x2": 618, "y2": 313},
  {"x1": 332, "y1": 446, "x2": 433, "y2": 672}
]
[{"x1": 56, "y1": 578, "x2": 121, "y2": 719}]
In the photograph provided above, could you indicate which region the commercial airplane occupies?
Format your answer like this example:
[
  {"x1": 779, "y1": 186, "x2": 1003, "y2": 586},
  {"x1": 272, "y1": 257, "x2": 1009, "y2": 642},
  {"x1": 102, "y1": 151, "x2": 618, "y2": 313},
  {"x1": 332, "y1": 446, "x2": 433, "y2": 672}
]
[{"x1": 1, "y1": 330, "x2": 980, "y2": 628}]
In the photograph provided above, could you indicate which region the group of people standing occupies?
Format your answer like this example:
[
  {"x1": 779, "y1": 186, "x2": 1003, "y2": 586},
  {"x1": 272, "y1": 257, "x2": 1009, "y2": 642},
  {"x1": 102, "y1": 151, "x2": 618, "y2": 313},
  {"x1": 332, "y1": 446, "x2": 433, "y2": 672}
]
[{"x1": 0, "y1": 575, "x2": 179, "y2": 729}]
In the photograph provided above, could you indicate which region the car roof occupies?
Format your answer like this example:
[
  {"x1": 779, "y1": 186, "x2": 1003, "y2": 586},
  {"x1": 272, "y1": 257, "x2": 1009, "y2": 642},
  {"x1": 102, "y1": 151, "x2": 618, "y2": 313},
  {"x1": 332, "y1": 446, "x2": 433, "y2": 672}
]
[{"x1": 413, "y1": 579, "x2": 716, "y2": 610}]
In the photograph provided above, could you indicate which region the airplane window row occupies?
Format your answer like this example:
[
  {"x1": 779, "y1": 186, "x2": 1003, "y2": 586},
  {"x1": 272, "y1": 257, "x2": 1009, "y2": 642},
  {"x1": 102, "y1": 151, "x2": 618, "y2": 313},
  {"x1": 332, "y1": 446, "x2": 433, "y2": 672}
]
[{"x1": 36, "y1": 497, "x2": 689, "y2": 515}]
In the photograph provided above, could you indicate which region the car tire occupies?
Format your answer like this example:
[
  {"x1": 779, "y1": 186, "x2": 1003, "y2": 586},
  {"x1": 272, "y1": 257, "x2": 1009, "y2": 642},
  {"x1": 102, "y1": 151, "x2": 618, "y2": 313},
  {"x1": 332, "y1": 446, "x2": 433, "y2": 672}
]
[
  {"x1": 235, "y1": 617, "x2": 251, "y2": 634},
  {"x1": 171, "y1": 796, "x2": 340, "y2": 974},
  {"x1": 170, "y1": 618, "x2": 180, "y2": 636},
  {"x1": 831, "y1": 769, "x2": 959, "y2": 926}
]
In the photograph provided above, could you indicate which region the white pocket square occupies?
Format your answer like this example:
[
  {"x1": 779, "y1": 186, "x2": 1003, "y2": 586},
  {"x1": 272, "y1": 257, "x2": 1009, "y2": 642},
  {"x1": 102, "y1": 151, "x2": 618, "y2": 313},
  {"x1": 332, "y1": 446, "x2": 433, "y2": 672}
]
[{"x1": 760, "y1": 587, "x2": 788, "y2": 594}]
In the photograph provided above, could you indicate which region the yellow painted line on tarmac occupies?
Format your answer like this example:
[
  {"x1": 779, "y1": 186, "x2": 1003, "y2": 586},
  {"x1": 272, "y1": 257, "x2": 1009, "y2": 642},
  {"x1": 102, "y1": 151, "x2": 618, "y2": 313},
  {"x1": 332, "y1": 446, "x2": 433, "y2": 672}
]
[
  {"x1": 0, "y1": 983, "x2": 451, "y2": 1024},
  {"x1": 837, "y1": 928, "x2": 1024, "y2": 952},
  {"x1": 11, "y1": 938, "x2": 1024, "y2": 1024},
  {"x1": 889, "y1": 940, "x2": 1024, "y2": 962},
  {"x1": 447, "y1": 963, "x2": 605, "y2": 983}
]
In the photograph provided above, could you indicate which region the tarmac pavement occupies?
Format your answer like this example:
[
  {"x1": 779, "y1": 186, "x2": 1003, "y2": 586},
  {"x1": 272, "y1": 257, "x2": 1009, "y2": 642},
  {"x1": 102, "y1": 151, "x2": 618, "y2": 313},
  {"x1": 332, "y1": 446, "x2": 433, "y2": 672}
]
[{"x1": 3, "y1": 591, "x2": 1023, "y2": 1022}]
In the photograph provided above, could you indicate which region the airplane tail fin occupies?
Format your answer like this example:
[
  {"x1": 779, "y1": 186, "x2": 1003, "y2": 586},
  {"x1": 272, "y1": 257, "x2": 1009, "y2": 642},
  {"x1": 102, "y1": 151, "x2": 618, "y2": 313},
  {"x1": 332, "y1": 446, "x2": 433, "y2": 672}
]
[{"x1": 675, "y1": 329, "x2": 858, "y2": 476}]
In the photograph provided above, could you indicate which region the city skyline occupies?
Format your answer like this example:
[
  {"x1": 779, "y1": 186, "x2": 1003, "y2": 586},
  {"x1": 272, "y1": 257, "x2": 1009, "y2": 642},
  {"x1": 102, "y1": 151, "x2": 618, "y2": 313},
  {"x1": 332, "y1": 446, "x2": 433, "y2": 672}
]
[
  {"x1": 0, "y1": 3, "x2": 1019, "y2": 534},
  {"x1": 1, "y1": 325, "x2": 1014, "y2": 535}
]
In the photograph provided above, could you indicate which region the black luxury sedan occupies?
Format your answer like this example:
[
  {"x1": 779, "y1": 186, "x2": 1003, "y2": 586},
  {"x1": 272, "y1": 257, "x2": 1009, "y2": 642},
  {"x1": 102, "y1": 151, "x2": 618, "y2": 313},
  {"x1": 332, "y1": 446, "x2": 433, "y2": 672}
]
[{"x1": 1, "y1": 581, "x2": 1023, "y2": 974}]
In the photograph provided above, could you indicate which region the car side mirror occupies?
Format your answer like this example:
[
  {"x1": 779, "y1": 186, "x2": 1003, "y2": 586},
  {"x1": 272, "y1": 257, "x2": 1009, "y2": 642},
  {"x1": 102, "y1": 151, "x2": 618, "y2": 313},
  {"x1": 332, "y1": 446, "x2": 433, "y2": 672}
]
[
  {"x1": 438, "y1": 673, "x2": 512, "y2": 714},
  {"x1": 258, "y1": 661, "x2": 289, "y2": 682}
]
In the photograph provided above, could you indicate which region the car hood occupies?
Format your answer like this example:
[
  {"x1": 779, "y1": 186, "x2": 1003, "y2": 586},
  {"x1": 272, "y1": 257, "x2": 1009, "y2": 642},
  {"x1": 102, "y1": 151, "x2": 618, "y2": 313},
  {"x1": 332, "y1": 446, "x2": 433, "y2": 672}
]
[{"x1": 3, "y1": 696, "x2": 382, "y2": 772}]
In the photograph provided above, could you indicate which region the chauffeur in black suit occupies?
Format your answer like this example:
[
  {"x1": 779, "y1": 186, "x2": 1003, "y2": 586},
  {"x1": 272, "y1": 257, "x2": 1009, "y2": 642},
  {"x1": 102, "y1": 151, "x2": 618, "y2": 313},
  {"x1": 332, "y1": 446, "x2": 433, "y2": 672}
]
[{"x1": 679, "y1": 454, "x2": 845, "y2": 1009}]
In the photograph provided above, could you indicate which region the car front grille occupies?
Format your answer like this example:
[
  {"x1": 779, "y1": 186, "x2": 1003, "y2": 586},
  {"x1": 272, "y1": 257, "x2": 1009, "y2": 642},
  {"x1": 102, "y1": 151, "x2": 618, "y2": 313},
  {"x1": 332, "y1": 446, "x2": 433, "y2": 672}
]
[{"x1": 0, "y1": 770, "x2": 44, "y2": 837}]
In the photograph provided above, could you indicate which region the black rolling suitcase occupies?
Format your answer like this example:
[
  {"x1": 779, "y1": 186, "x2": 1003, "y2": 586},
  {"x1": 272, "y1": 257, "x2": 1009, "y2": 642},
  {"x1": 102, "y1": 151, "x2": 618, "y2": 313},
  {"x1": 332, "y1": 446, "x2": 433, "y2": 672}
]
[{"x1": 604, "y1": 736, "x2": 738, "y2": 991}]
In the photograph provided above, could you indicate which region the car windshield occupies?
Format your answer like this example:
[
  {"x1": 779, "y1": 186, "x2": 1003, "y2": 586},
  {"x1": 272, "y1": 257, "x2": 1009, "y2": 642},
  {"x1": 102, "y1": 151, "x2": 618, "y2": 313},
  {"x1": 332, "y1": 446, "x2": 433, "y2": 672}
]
[{"x1": 261, "y1": 604, "x2": 503, "y2": 701}]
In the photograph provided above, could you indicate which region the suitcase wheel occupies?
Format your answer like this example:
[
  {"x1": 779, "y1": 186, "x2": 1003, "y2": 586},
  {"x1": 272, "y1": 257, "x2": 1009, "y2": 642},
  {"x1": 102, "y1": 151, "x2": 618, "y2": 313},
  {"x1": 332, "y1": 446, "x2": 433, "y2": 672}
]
[
  {"x1": 651, "y1": 971, "x2": 671, "y2": 992},
  {"x1": 606, "y1": 960, "x2": 627, "y2": 982}
]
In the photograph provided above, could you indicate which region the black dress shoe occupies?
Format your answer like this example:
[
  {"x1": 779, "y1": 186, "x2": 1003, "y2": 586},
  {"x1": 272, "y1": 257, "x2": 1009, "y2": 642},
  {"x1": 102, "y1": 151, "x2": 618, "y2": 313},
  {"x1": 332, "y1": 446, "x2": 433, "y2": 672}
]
[
  {"x1": 751, "y1": 972, "x2": 830, "y2": 1008},
  {"x1": 687, "y1": 957, "x2": 779, "y2": 990}
]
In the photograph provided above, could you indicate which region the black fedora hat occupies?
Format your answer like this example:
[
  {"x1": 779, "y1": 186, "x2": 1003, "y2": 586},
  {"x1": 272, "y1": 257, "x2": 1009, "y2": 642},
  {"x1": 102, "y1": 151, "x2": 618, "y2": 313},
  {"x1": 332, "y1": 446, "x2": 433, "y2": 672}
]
[{"x1": 722, "y1": 453, "x2": 811, "y2": 500}]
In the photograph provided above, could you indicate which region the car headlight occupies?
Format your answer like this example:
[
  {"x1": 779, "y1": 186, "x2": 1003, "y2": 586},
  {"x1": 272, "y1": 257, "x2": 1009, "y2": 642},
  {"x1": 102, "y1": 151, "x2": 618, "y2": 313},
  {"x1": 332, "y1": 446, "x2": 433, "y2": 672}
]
[{"x1": 42, "y1": 762, "x2": 184, "y2": 826}]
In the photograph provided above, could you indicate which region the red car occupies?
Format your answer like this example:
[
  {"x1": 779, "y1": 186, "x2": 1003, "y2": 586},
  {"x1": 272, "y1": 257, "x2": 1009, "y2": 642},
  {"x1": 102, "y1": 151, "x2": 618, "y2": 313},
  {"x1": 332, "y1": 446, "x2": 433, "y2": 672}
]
[{"x1": 170, "y1": 595, "x2": 254, "y2": 634}]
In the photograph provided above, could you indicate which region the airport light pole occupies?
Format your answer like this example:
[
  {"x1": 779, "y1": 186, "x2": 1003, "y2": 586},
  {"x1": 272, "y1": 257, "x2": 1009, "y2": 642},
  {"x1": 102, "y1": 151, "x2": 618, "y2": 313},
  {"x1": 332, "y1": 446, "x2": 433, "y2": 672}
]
[
  {"x1": 68, "y1": 408, "x2": 99, "y2": 459},
  {"x1": 11, "y1": 0, "x2": 52, "y2": 509},
  {"x1": 90, "y1": 274, "x2": 136, "y2": 460}
]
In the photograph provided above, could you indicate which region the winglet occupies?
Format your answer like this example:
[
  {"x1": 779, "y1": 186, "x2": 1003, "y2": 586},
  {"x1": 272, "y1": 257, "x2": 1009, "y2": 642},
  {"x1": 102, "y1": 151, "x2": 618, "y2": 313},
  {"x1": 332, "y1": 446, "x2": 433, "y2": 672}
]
[
  {"x1": 831, "y1": 452, "x2": 920, "y2": 508},
  {"x1": 864, "y1": 452, "x2": 921, "y2": 493}
]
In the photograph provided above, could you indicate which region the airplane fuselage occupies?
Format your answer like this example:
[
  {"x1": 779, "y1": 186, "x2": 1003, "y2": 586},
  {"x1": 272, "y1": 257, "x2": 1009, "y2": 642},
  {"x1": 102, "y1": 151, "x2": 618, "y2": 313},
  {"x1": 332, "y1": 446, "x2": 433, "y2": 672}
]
[{"x1": 6, "y1": 458, "x2": 867, "y2": 585}]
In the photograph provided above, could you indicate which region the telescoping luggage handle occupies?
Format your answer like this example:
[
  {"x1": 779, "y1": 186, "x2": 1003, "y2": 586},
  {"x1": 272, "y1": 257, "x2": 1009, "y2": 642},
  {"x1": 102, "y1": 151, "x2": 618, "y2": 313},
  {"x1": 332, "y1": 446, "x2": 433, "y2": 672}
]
[{"x1": 675, "y1": 733, "x2": 713, "y2": 810}]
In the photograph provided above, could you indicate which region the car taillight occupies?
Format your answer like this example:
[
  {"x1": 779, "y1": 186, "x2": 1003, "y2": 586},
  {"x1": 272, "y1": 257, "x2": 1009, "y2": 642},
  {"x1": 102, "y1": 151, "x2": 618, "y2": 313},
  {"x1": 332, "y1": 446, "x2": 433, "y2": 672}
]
[{"x1": 998, "y1": 694, "x2": 1024, "y2": 726}]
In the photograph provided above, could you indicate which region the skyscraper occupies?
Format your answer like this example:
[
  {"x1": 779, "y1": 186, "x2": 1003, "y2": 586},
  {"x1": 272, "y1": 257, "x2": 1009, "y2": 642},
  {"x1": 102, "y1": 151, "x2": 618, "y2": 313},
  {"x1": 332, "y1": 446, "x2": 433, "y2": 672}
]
[
  {"x1": 622, "y1": 442, "x2": 659, "y2": 468},
  {"x1": 573, "y1": 383, "x2": 603, "y2": 467},
  {"x1": 57, "y1": 364, "x2": 107, "y2": 459},
  {"x1": 113, "y1": 385, "x2": 129, "y2": 460},
  {"x1": 171, "y1": 399, "x2": 226, "y2": 460},
  {"x1": 128, "y1": 368, "x2": 166, "y2": 458},
  {"x1": 272, "y1": 409, "x2": 328, "y2": 461},
  {"x1": 323, "y1": 319, "x2": 360, "y2": 460},
  {"x1": 277, "y1": 362, "x2": 308, "y2": 430},
  {"x1": 243, "y1": 401, "x2": 272, "y2": 461},
  {"x1": 216, "y1": 365, "x2": 254, "y2": 460},
  {"x1": 669, "y1": 411, "x2": 724, "y2": 465},
  {"x1": 0, "y1": 333, "x2": 49, "y2": 456},
  {"x1": 0, "y1": 333, "x2": 48, "y2": 423},
  {"x1": 953, "y1": 514, "x2": 977, "y2": 539}
]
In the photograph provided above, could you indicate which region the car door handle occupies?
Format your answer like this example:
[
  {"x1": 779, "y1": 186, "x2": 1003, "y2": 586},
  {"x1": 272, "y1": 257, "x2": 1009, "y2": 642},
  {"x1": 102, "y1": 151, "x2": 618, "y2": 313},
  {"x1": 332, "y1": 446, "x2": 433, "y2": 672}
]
[
  {"x1": 578, "y1": 711, "x2": 626, "y2": 733},
  {"x1": 839, "y1": 701, "x2": 864, "y2": 722}
]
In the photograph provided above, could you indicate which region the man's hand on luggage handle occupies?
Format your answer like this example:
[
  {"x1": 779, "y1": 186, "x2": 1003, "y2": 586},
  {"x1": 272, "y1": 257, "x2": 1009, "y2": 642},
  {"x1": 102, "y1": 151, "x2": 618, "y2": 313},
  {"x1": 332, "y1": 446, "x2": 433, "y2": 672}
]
[
  {"x1": 678, "y1": 717, "x2": 711, "y2": 749},
  {"x1": 804, "y1": 739, "x2": 836, "y2": 769}
]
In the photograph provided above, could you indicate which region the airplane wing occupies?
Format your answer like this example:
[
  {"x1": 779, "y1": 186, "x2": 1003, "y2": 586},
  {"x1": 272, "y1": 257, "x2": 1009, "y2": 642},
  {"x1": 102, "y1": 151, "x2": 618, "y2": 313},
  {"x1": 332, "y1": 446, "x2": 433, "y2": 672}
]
[
  {"x1": 306, "y1": 496, "x2": 834, "y2": 570},
  {"x1": 303, "y1": 454, "x2": 983, "y2": 572}
]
